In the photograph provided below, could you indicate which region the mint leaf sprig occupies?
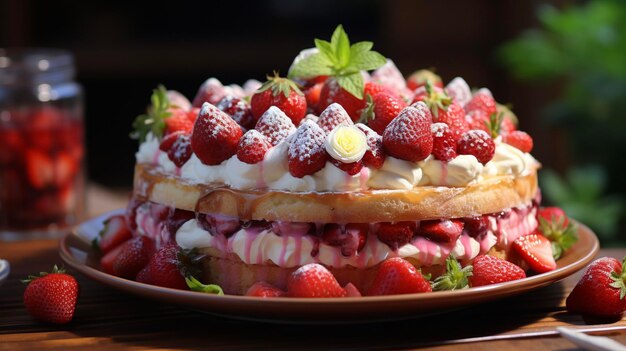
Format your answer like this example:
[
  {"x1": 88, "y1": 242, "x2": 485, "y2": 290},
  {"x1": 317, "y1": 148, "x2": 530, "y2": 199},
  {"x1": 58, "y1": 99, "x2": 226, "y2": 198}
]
[
  {"x1": 288, "y1": 25, "x2": 387, "y2": 99},
  {"x1": 131, "y1": 85, "x2": 172, "y2": 143}
]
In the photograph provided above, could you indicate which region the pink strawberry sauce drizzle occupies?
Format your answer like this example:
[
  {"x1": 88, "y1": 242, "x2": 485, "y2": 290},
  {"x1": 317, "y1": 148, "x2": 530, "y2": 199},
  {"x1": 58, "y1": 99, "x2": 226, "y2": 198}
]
[{"x1": 131, "y1": 199, "x2": 538, "y2": 269}]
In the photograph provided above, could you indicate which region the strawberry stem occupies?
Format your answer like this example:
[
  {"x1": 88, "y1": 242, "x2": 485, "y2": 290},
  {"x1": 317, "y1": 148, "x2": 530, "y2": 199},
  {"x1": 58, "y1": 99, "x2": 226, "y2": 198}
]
[
  {"x1": 610, "y1": 257, "x2": 626, "y2": 300},
  {"x1": 185, "y1": 276, "x2": 224, "y2": 295},
  {"x1": 21, "y1": 265, "x2": 66, "y2": 284},
  {"x1": 431, "y1": 256, "x2": 472, "y2": 291}
]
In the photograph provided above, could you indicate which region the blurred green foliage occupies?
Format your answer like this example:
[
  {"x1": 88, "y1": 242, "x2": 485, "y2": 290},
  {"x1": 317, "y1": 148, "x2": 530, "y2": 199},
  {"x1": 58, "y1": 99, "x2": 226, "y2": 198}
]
[{"x1": 499, "y1": 0, "x2": 626, "y2": 244}]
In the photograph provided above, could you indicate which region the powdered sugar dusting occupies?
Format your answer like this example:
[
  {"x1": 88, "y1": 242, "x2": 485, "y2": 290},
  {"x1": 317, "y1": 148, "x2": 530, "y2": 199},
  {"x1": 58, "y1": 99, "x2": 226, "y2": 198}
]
[
  {"x1": 445, "y1": 77, "x2": 472, "y2": 106},
  {"x1": 384, "y1": 103, "x2": 432, "y2": 144},
  {"x1": 237, "y1": 129, "x2": 271, "y2": 164},
  {"x1": 255, "y1": 106, "x2": 296, "y2": 146},
  {"x1": 318, "y1": 103, "x2": 353, "y2": 133},
  {"x1": 288, "y1": 120, "x2": 327, "y2": 164}
]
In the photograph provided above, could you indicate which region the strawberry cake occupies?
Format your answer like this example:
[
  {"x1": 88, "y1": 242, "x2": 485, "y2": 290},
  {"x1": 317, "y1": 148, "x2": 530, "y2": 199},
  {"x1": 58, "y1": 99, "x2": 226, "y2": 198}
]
[{"x1": 119, "y1": 26, "x2": 575, "y2": 296}]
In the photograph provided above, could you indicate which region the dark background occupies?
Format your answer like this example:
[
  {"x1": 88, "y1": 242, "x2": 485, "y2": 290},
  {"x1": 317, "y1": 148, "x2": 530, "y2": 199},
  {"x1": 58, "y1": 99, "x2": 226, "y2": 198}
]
[{"x1": 0, "y1": 0, "x2": 559, "y2": 186}]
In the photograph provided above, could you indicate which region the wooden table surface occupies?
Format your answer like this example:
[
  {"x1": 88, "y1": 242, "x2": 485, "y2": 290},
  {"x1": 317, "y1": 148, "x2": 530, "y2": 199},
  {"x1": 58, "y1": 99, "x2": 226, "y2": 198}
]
[{"x1": 1, "y1": 185, "x2": 626, "y2": 350}]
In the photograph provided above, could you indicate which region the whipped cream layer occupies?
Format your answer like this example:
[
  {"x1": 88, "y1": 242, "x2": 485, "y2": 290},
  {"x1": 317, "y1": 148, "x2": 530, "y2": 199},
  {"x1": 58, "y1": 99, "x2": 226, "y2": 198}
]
[
  {"x1": 136, "y1": 134, "x2": 538, "y2": 193},
  {"x1": 172, "y1": 204, "x2": 537, "y2": 269}
]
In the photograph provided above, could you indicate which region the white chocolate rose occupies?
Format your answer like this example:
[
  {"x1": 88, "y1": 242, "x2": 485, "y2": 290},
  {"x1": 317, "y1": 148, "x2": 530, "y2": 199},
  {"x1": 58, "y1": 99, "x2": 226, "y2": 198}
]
[{"x1": 325, "y1": 125, "x2": 367, "y2": 163}]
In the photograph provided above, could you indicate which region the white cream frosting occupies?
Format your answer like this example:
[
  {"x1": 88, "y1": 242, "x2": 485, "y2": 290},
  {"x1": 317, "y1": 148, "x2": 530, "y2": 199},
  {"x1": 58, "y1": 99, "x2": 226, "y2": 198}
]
[{"x1": 137, "y1": 132, "x2": 538, "y2": 192}]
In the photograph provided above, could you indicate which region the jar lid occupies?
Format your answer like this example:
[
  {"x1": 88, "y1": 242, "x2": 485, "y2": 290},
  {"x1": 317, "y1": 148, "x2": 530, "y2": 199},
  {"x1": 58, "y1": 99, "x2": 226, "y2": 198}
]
[{"x1": 0, "y1": 48, "x2": 75, "y2": 86}]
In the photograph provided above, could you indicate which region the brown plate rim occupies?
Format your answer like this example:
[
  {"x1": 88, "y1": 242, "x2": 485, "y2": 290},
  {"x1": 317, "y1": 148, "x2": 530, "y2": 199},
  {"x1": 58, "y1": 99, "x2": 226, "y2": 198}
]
[{"x1": 59, "y1": 210, "x2": 599, "y2": 322}]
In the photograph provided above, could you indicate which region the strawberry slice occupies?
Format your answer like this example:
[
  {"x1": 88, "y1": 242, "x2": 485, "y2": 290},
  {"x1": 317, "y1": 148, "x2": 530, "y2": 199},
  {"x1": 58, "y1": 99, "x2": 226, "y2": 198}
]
[
  {"x1": 246, "y1": 281, "x2": 286, "y2": 297},
  {"x1": 99, "y1": 242, "x2": 126, "y2": 275},
  {"x1": 287, "y1": 120, "x2": 328, "y2": 178},
  {"x1": 25, "y1": 149, "x2": 55, "y2": 189},
  {"x1": 376, "y1": 222, "x2": 416, "y2": 250},
  {"x1": 287, "y1": 263, "x2": 346, "y2": 298},
  {"x1": 94, "y1": 214, "x2": 133, "y2": 254},
  {"x1": 469, "y1": 255, "x2": 526, "y2": 287},
  {"x1": 512, "y1": 233, "x2": 557, "y2": 273},
  {"x1": 420, "y1": 219, "x2": 464, "y2": 243},
  {"x1": 367, "y1": 257, "x2": 432, "y2": 295}
]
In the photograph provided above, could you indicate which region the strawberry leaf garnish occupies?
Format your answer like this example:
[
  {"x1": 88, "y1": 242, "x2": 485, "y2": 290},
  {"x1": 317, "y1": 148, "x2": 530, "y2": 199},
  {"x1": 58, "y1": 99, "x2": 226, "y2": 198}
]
[
  {"x1": 185, "y1": 276, "x2": 224, "y2": 295},
  {"x1": 609, "y1": 256, "x2": 626, "y2": 300},
  {"x1": 21, "y1": 265, "x2": 65, "y2": 284},
  {"x1": 485, "y1": 112, "x2": 504, "y2": 139},
  {"x1": 431, "y1": 256, "x2": 472, "y2": 291},
  {"x1": 423, "y1": 80, "x2": 452, "y2": 119},
  {"x1": 131, "y1": 85, "x2": 172, "y2": 143},
  {"x1": 288, "y1": 25, "x2": 387, "y2": 99},
  {"x1": 256, "y1": 72, "x2": 303, "y2": 98},
  {"x1": 539, "y1": 215, "x2": 578, "y2": 260}
]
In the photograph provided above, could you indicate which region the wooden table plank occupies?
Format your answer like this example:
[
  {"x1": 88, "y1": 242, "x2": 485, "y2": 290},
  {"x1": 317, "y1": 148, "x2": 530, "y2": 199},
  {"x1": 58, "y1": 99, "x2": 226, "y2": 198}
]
[{"x1": 1, "y1": 237, "x2": 625, "y2": 350}]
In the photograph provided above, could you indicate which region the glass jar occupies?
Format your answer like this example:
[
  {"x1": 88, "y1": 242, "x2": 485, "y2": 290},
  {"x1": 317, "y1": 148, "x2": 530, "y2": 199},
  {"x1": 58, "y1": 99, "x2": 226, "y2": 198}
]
[{"x1": 0, "y1": 49, "x2": 85, "y2": 240}]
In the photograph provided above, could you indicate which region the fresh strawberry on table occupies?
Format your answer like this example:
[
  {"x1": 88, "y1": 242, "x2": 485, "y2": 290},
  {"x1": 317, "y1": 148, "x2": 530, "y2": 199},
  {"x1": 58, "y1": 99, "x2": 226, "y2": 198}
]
[
  {"x1": 23, "y1": 265, "x2": 79, "y2": 324},
  {"x1": 567, "y1": 257, "x2": 626, "y2": 321},
  {"x1": 287, "y1": 263, "x2": 347, "y2": 298},
  {"x1": 250, "y1": 73, "x2": 306, "y2": 125},
  {"x1": 469, "y1": 255, "x2": 526, "y2": 287},
  {"x1": 511, "y1": 233, "x2": 557, "y2": 273},
  {"x1": 367, "y1": 257, "x2": 432, "y2": 295},
  {"x1": 92, "y1": 214, "x2": 132, "y2": 254},
  {"x1": 288, "y1": 25, "x2": 387, "y2": 121},
  {"x1": 190, "y1": 102, "x2": 243, "y2": 165}
]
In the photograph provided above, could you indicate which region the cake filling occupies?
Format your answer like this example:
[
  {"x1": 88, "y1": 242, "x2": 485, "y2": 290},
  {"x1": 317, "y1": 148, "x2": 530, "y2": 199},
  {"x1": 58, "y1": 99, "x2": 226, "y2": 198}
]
[{"x1": 127, "y1": 198, "x2": 538, "y2": 269}]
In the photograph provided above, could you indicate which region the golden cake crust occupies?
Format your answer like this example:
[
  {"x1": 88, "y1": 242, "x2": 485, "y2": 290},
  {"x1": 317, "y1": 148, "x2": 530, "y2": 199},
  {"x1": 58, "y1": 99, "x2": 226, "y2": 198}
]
[{"x1": 133, "y1": 163, "x2": 538, "y2": 223}]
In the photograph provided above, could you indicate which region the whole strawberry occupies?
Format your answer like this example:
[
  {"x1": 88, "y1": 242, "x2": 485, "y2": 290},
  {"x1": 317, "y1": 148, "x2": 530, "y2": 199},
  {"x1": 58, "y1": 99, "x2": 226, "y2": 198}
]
[
  {"x1": 502, "y1": 130, "x2": 533, "y2": 153},
  {"x1": 464, "y1": 88, "x2": 497, "y2": 116},
  {"x1": 287, "y1": 263, "x2": 346, "y2": 298},
  {"x1": 382, "y1": 103, "x2": 434, "y2": 162},
  {"x1": 457, "y1": 129, "x2": 495, "y2": 165},
  {"x1": 469, "y1": 255, "x2": 526, "y2": 287},
  {"x1": 376, "y1": 222, "x2": 416, "y2": 250},
  {"x1": 250, "y1": 73, "x2": 306, "y2": 125},
  {"x1": 254, "y1": 106, "x2": 296, "y2": 146},
  {"x1": 191, "y1": 102, "x2": 243, "y2": 165},
  {"x1": 288, "y1": 120, "x2": 328, "y2": 178},
  {"x1": 567, "y1": 257, "x2": 626, "y2": 321},
  {"x1": 361, "y1": 92, "x2": 407, "y2": 134},
  {"x1": 367, "y1": 257, "x2": 432, "y2": 296},
  {"x1": 112, "y1": 236, "x2": 156, "y2": 279},
  {"x1": 406, "y1": 69, "x2": 443, "y2": 91},
  {"x1": 236, "y1": 130, "x2": 272, "y2": 164},
  {"x1": 23, "y1": 266, "x2": 78, "y2": 324},
  {"x1": 216, "y1": 95, "x2": 255, "y2": 130},
  {"x1": 136, "y1": 244, "x2": 197, "y2": 290},
  {"x1": 246, "y1": 281, "x2": 286, "y2": 297}
]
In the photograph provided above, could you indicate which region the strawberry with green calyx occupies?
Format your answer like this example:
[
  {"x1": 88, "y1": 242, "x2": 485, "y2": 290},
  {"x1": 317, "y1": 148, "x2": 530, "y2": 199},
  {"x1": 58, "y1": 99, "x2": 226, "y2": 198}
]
[
  {"x1": 537, "y1": 210, "x2": 578, "y2": 260},
  {"x1": 367, "y1": 258, "x2": 432, "y2": 296},
  {"x1": 289, "y1": 25, "x2": 387, "y2": 119},
  {"x1": 137, "y1": 245, "x2": 204, "y2": 290},
  {"x1": 23, "y1": 265, "x2": 79, "y2": 325},
  {"x1": 250, "y1": 72, "x2": 306, "y2": 125},
  {"x1": 186, "y1": 276, "x2": 224, "y2": 295},
  {"x1": 431, "y1": 256, "x2": 472, "y2": 291},
  {"x1": 485, "y1": 112, "x2": 504, "y2": 139},
  {"x1": 359, "y1": 92, "x2": 407, "y2": 135},
  {"x1": 131, "y1": 85, "x2": 172, "y2": 142},
  {"x1": 406, "y1": 69, "x2": 443, "y2": 91},
  {"x1": 567, "y1": 256, "x2": 626, "y2": 321},
  {"x1": 412, "y1": 80, "x2": 452, "y2": 118}
]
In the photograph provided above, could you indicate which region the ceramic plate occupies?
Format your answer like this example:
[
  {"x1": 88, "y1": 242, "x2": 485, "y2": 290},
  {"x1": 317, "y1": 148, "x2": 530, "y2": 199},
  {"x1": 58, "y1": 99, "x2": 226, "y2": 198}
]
[
  {"x1": 0, "y1": 259, "x2": 9, "y2": 287},
  {"x1": 60, "y1": 210, "x2": 599, "y2": 323}
]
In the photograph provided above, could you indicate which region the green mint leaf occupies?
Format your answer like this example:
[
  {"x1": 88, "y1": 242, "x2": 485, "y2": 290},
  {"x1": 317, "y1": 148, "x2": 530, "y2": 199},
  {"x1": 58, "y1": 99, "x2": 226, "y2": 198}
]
[
  {"x1": 350, "y1": 41, "x2": 373, "y2": 58},
  {"x1": 288, "y1": 52, "x2": 333, "y2": 79},
  {"x1": 314, "y1": 39, "x2": 336, "y2": 66},
  {"x1": 331, "y1": 25, "x2": 350, "y2": 68},
  {"x1": 337, "y1": 73, "x2": 364, "y2": 99},
  {"x1": 347, "y1": 51, "x2": 387, "y2": 72},
  {"x1": 131, "y1": 85, "x2": 171, "y2": 142}
]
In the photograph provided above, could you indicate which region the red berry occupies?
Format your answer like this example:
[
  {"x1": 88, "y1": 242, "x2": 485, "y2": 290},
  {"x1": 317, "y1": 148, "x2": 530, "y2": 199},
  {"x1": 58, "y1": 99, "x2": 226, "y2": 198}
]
[
  {"x1": 511, "y1": 233, "x2": 557, "y2": 274},
  {"x1": 371, "y1": 61, "x2": 408, "y2": 96},
  {"x1": 254, "y1": 106, "x2": 296, "y2": 146},
  {"x1": 464, "y1": 89, "x2": 497, "y2": 116},
  {"x1": 330, "y1": 159, "x2": 363, "y2": 176},
  {"x1": 367, "y1": 257, "x2": 432, "y2": 296},
  {"x1": 430, "y1": 123, "x2": 457, "y2": 162},
  {"x1": 406, "y1": 69, "x2": 443, "y2": 91},
  {"x1": 433, "y1": 102, "x2": 468, "y2": 142},
  {"x1": 538, "y1": 207, "x2": 569, "y2": 227},
  {"x1": 23, "y1": 267, "x2": 78, "y2": 324},
  {"x1": 500, "y1": 118, "x2": 517, "y2": 135},
  {"x1": 321, "y1": 223, "x2": 368, "y2": 256},
  {"x1": 566, "y1": 257, "x2": 626, "y2": 320},
  {"x1": 112, "y1": 236, "x2": 156, "y2": 279},
  {"x1": 456, "y1": 130, "x2": 495, "y2": 165},
  {"x1": 464, "y1": 215, "x2": 490, "y2": 238},
  {"x1": 382, "y1": 103, "x2": 433, "y2": 162},
  {"x1": 236, "y1": 130, "x2": 272, "y2": 164},
  {"x1": 304, "y1": 82, "x2": 323, "y2": 112},
  {"x1": 287, "y1": 263, "x2": 346, "y2": 298},
  {"x1": 190, "y1": 103, "x2": 243, "y2": 165},
  {"x1": 464, "y1": 110, "x2": 490, "y2": 133},
  {"x1": 246, "y1": 281, "x2": 286, "y2": 297},
  {"x1": 419, "y1": 219, "x2": 464, "y2": 243},
  {"x1": 287, "y1": 120, "x2": 328, "y2": 178},
  {"x1": 95, "y1": 214, "x2": 132, "y2": 254},
  {"x1": 356, "y1": 123, "x2": 386, "y2": 169},
  {"x1": 164, "y1": 109, "x2": 194, "y2": 135},
  {"x1": 160, "y1": 132, "x2": 192, "y2": 167},
  {"x1": 445, "y1": 77, "x2": 472, "y2": 106},
  {"x1": 250, "y1": 75, "x2": 306, "y2": 125},
  {"x1": 100, "y1": 241, "x2": 126, "y2": 275},
  {"x1": 502, "y1": 130, "x2": 533, "y2": 153},
  {"x1": 216, "y1": 95, "x2": 255, "y2": 130},
  {"x1": 135, "y1": 244, "x2": 189, "y2": 290},
  {"x1": 376, "y1": 222, "x2": 416, "y2": 250},
  {"x1": 365, "y1": 92, "x2": 407, "y2": 135},
  {"x1": 24, "y1": 149, "x2": 55, "y2": 189},
  {"x1": 192, "y1": 78, "x2": 227, "y2": 107},
  {"x1": 469, "y1": 255, "x2": 526, "y2": 287},
  {"x1": 318, "y1": 78, "x2": 366, "y2": 121},
  {"x1": 317, "y1": 103, "x2": 353, "y2": 134}
]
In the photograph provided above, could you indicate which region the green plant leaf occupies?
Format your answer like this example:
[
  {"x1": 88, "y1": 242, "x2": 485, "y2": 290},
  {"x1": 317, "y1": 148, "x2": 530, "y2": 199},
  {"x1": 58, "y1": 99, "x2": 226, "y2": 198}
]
[
  {"x1": 288, "y1": 54, "x2": 333, "y2": 79},
  {"x1": 314, "y1": 39, "x2": 336, "y2": 66},
  {"x1": 337, "y1": 73, "x2": 364, "y2": 99},
  {"x1": 331, "y1": 25, "x2": 351, "y2": 68},
  {"x1": 347, "y1": 51, "x2": 387, "y2": 72},
  {"x1": 130, "y1": 85, "x2": 171, "y2": 142},
  {"x1": 350, "y1": 41, "x2": 373, "y2": 57}
]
